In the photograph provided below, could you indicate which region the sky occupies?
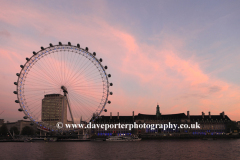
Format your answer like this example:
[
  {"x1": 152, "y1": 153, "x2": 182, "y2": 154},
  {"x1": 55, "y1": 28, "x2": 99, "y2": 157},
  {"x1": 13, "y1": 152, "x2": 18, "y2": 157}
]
[{"x1": 0, "y1": 0, "x2": 240, "y2": 122}]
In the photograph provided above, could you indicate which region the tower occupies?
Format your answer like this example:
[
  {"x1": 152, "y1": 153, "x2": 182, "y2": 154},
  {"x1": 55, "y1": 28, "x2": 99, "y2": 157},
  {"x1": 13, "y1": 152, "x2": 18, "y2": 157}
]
[
  {"x1": 156, "y1": 103, "x2": 161, "y2": 118},
  {"x1": 42, "y1": 94, "x2": 67, "y2": 126}
]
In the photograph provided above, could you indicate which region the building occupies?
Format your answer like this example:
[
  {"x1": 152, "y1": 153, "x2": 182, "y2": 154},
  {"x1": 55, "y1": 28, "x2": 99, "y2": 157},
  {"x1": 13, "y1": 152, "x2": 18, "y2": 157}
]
[
  {"x1": 5, "y1": 120, "x2": 38, "y2": 135},
  {"x1": 42, "y1": 94, "x2": 67, "y2": 126},
  {"x1": 92, "y1": 105, "x2": 232, "y2": 136},
  {"x1": 237, "y1": 121, "x2": 240, "y2": 130},
  {"x1": 93, "y1": 112, "x2": 135, "y2": 136},
  {"x1": 187, "y1": 111, "x2": 231, "y2": 135},
  {"x1": 0, "y1": 119, "x2": 4, "y2": 127}
]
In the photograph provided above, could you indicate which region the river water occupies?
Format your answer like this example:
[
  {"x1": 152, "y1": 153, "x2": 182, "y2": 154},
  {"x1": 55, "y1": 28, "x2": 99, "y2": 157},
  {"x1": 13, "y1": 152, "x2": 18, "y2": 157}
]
[{"x1": 0, "y1": 139, "x2": 240, "y2": 159}]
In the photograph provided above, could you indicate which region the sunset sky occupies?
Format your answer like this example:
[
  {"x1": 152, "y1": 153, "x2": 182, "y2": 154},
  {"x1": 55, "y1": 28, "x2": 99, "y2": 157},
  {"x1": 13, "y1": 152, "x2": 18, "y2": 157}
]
[{"x1": 0, "y1": 0, "x2": 240, "y2": 122}]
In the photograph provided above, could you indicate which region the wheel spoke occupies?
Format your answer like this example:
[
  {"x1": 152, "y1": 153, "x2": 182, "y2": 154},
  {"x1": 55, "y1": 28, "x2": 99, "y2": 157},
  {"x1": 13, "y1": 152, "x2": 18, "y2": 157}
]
[{"x1": 16, "y1": 44, "x2": 110, "y2": 130}]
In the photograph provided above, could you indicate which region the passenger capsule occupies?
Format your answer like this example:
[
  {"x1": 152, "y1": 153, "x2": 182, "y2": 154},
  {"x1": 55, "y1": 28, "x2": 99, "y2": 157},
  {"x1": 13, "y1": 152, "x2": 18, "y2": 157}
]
[
  {"x1": 20, "y1": 65, "x2": 24, "y2": 68},
  {"x1": 77, "y1": 44, "x2": 80, "y2": 48},
  {"x1": 33, "y1": 51, "x2": 37, "y2": 55},
  {"x1": 26, "y1": 57, "x2": 30, "y2": 61},
  {"x1": 99, "y1": 58, "x2": 102, "y2": 62},
  {"x1": 59, "y1": 42, "x2": 62, "y2": 45},
  {"x1": 104, "y1": 66, "x2": 108, "y2": 69},
  {"x1": 104, "y1": 109, "x2": 107, "y2": 112},
  {"x1": 16, "y1": 73, "x2": 20, "y2": 76},
  {"x1": 108, "y1": 74, "x2": 111, "y2": 78},
  {"x1": 110, "y1": 92, "x2": 113, "y2": 95},
  {"x1": 85, "y1": 47, "x2": 88, "y2": 51},
  {"x1": 14, "y1": 82, "x2": 17, "y2": 85},
  {"x1": 93, "y1": 52, "x2": 96, "y2": 56},
  {"x1": 23, "y1": 116, "x2": 28, "y2": 119},
  {"x1": 15, "y1": 100, "x2": 19, "y2": 103},
  {"x1": 110, "y1": 83, "x2": 113, "y2": 86},
  {"x1": 68, "y1": 42, "x2": 71, "y2": 46},
  {"x1": 13, "y1": 91, "x2": 17, "y2": 94},
  {"x1": 41, "y1": 46, "x2": 44, "y2": 50},
  {"x1": 49, "y1": 43, "x2": 53, "y2": 47},
  {"x1": 108, "y1": 101, "x2": 111, "y2": 104},
  {"x1": 18, "y1": 108, "x2": 23, "y2": 112}
]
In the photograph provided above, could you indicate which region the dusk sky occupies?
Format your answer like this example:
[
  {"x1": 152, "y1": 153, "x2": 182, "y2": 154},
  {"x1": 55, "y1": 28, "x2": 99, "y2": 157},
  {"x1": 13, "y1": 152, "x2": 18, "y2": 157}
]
[{"x1": 1, "y1": 0, "x2": 240, "y2": 122}]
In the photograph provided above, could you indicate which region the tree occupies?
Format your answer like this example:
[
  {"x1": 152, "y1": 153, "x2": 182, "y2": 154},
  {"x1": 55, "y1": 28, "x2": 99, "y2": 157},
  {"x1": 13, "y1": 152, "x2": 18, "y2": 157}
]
[
  {"x1": 10, "y1": 126, "x2": 19, "y2": 135},
  {"x1": 21, "y1": 126, "x2": 34, "y2": 135},
  {"x1": 0, "y1": 124, "x2": 8, "y2": 136}
]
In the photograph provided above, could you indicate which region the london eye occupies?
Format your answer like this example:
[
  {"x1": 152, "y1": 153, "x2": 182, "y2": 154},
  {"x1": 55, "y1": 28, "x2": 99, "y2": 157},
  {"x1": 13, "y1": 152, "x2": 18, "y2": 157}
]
[{"x1": 14, "y1": 42, "x2": 113, "y2": 131}]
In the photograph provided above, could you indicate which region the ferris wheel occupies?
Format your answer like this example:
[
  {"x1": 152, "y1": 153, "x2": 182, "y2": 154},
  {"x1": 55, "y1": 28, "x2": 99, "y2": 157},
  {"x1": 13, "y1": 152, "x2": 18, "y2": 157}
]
[{"x1": 14, "y1": 42, "x2": 113, "y2": 131}]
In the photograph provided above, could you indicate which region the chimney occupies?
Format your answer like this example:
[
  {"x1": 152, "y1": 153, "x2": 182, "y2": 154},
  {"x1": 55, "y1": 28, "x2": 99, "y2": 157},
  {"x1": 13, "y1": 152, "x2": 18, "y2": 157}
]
[
  {"x1": 132, "y1": 111, "x2": 134, "y2": 119},
  {"x1": 117, "y1": 112, "x2": 119, "y2": 119},
  {"x1": 202, "y1": 112, "x2": 205, "y2": 119},
  {"x1": 187, "y1": 111, "x2": 190, "y2": 119},
  {"x1": 222, "y1": 111, "x2": 225, "y2": 119},
  {"x1": 209, "y1": 112, "x2": 211, "y2": 118},
  {"x1": 110, "y1": 112, "x2": 112, "y2": 119}
]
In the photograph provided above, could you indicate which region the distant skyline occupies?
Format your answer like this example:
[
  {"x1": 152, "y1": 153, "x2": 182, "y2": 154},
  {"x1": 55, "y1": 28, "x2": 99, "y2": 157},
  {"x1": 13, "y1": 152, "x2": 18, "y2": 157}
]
[{"x1": 0, "y1": 0, "x2": 240, "y2": 121}]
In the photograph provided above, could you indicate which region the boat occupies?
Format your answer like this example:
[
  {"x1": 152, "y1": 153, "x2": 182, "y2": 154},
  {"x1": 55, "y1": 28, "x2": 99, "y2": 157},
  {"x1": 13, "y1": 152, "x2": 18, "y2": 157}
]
[
  {"x1": 57, "y1": 139, "x2": 90, "y2": 142},
  {"x1": 202, "y1": 138, "x2": 216, "y2": 140},
  {"x1": 106, "y1": 135, "x2": 141, "y2": 141},
  {"x1": 24, "y1": 138, "x2": 57, "y2": 142},
  {"x1": 25, "y1": 138, "x2": 47, "y2": 142}
]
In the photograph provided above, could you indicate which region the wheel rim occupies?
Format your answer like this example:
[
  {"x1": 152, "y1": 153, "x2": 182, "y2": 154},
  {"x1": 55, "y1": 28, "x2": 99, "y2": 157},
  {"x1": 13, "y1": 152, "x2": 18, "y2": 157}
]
[{"x1": 15, "y1": 43, "x2": 111, "y2": 131}]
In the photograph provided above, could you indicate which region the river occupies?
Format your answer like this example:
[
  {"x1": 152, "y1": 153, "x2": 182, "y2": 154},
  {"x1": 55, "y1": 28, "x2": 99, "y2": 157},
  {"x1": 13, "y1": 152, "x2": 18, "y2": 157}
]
[{"x1": 0, "y1": 139, "x2": 240, "y2": 159}]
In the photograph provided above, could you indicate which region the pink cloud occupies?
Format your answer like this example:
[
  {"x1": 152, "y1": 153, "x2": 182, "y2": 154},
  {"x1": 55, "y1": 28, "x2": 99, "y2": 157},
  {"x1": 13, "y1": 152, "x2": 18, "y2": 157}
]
[
  {"x1": 0, "y1": 1, "x2": 240, "y2": 122},
  {"x1": 165, "y1": 53, "x2": 209, "y2": 86}
]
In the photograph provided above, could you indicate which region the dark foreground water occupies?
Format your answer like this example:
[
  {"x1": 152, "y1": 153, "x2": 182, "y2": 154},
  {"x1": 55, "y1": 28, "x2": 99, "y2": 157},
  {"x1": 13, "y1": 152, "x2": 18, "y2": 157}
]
[{"x1": 0, "y1": 139, "x2": 240, "y2": 160}]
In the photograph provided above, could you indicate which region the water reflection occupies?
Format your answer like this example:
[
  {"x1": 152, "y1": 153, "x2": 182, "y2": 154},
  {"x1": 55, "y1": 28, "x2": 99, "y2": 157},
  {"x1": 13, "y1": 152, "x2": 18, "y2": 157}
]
[{"x1": 0, "y1": 139, "x2": 240, "y2": 159}]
